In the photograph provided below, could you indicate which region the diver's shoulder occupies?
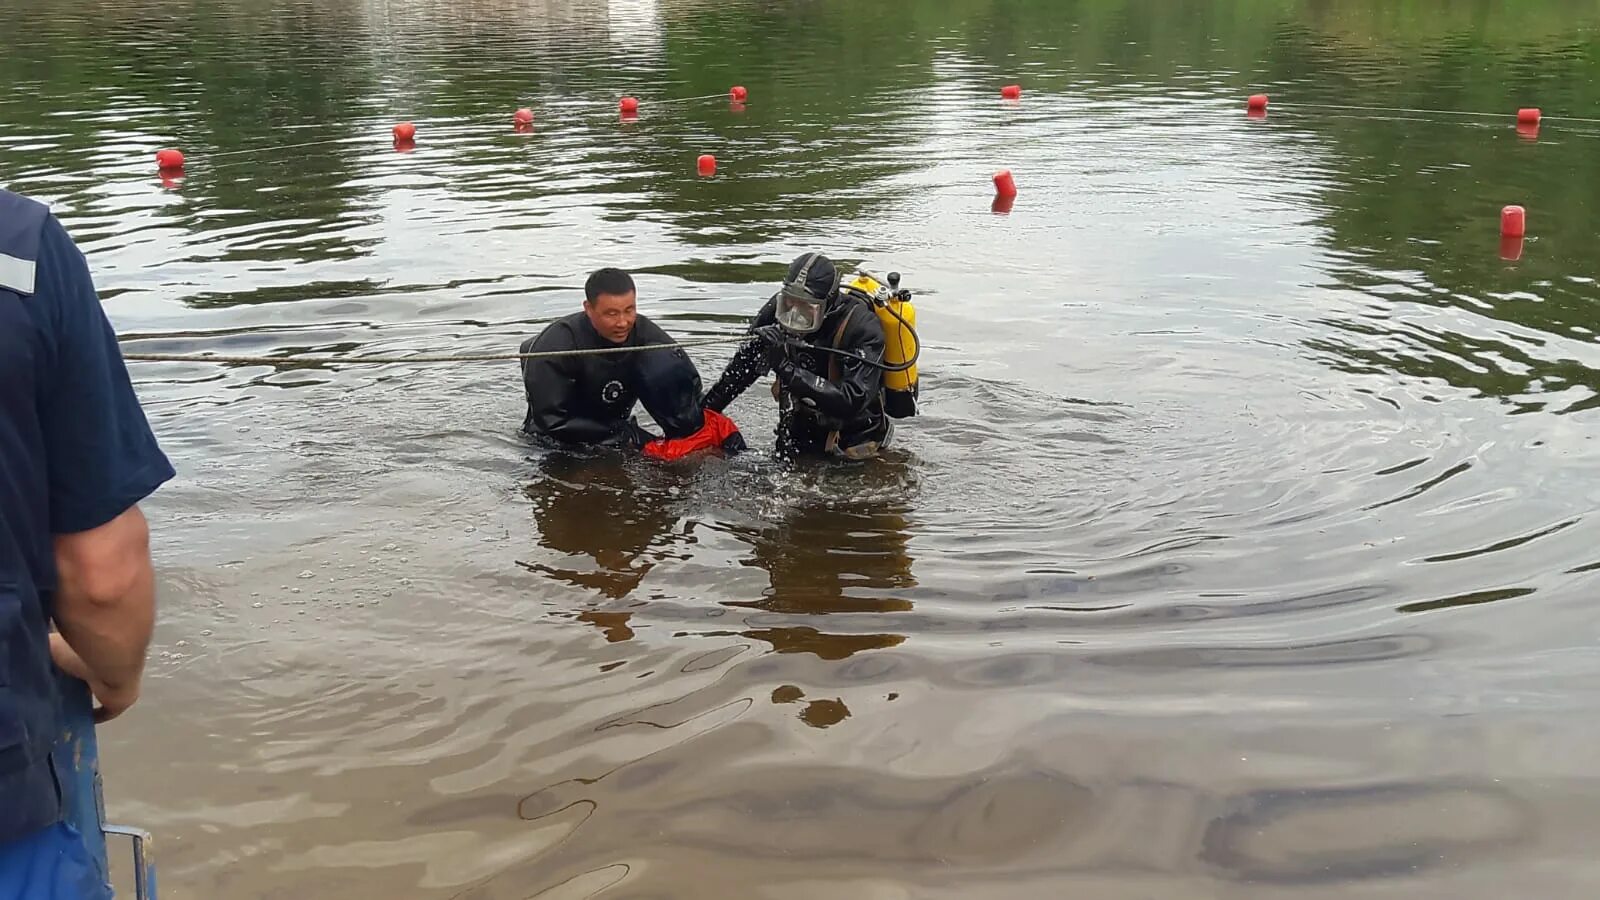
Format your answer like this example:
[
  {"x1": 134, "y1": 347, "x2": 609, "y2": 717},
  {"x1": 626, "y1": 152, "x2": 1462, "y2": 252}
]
[
  {"x1": 631, "y1": 313, "x2": 675, "y2": 345},
  {"x1": 526, "y1": 311, "x2": 589, "y2": 350},
  {"x1": 752, "y1": 294, "x2": 778, "y2": 325},
  {"x1": 840, "y1": 296, "x2": 885, "y2": 340}
]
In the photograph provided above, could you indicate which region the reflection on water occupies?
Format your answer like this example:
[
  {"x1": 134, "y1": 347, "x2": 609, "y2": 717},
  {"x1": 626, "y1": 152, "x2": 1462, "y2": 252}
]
[
  {"x1": 521, "y1": 454, "x2": 684, "y2": 600},
  {"x1": 12, "y1": 0, "x2": 1600, "y2": 895}
]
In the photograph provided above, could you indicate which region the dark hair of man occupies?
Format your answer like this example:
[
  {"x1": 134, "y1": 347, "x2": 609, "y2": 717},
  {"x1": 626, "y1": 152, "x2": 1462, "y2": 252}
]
[{"x1": 585, "y1": 268, "x2": 636, "y2": 304}]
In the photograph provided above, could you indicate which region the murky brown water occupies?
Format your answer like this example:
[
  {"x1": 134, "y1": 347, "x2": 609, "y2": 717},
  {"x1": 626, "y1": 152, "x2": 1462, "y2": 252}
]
[{"x1": 7, "y1": 0, "x2": 1600, "y2": 896}]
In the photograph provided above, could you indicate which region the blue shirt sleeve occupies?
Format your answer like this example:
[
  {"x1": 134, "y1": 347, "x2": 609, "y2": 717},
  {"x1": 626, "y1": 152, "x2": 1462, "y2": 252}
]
[{"x1": 33, "y1": 216, "x2": 174, "y2": 534}]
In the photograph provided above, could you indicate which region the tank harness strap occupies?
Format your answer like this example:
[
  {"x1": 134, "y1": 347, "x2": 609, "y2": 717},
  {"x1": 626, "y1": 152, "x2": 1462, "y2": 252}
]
[{"x1": 823, "y1": 304, "x2": 855, "y2": 455}]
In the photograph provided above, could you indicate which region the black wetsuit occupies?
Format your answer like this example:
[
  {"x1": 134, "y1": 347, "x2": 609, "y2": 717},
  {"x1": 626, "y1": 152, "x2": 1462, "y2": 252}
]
[
  {"x1": 704, "y1": 294, "x2": 890, "y2": 457},
  {"x1": 521, "y1": 312, "x2": 705, "y2": 449}
]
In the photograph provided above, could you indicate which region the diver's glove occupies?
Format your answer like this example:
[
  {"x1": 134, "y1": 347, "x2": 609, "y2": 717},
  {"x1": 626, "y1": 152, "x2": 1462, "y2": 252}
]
[
  {"x1": 612, "y1": 416, "x2": 659, "y2": 450},
  {"x1": 773, "y1": 360, "x2": 855, "y2": 420},
  {"x1": 753, "y1": 324, "x2": 789, "y2": 370}
]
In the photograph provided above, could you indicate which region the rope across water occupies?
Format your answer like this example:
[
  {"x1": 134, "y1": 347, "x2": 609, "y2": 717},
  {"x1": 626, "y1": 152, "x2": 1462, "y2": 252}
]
[{"x1": 120, "y1": 335, "x2": 750, "y2": 367}]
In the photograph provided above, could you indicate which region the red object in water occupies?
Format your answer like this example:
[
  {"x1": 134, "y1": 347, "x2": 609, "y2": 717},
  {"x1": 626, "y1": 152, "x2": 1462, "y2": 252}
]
[
  {"x1": 993, "y1": 169, "x2": 1018, "y2": 199},
  {"x1": 620, "y1": 96, "x2": 640, "y2": 114},
  {"x1": 1517, "y1": 121, "x2": 1540, "y2": 141},
  {"x1": 1001, "y1": 84, "x2": 1022, "y2": 100},
  {"x1": 514, "y1": 108, "x2": 534, "y2": 127},
  {"x1": 1517, "y1": 107, "x2": 1541, "y2": 126},
  {"x1": 697, "y1": 154, "x2": 717, "y2": 176},
  {"x1": 1499, "y1": 235, "x2": 1525, "y2": 262},
  {"x1": 155, "y1": 148, "x2": 184, "y2": 171},
  {"x1": 1247, "y1": 94, "x2": 1269, "y2": 112},
  {"x1": 1501, "y1": 205, "x2": 1526, "y2": 238},
  {"x1": 730, "y1": 85, "x2": 748, "y2": 102},
  {"x1": 393, "y1": 122, "x2": 416, "y2": 142},
  {"x1": 642, "y1": 409, "x2": 743, "y2": 461}
]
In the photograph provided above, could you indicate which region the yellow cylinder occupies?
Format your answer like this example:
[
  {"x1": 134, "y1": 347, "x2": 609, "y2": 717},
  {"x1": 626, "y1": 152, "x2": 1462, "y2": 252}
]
[
  {"x1": 841, "y1": 272, "x2": 920, "y2": 418},
  {"x1": 876, "y1": 297, "x2": 918, "y2": 418},
  {"x1": 876, "y1": 299, "x2": 917, "y2": 391}
]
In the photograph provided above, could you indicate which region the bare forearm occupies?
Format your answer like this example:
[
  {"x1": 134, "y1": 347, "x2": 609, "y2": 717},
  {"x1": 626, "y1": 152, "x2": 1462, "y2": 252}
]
[{"x1": 53, "y1": 507, "x2": 157, "y2": 690}]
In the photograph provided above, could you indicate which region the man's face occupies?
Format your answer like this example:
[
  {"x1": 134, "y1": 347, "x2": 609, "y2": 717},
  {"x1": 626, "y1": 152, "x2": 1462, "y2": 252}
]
[{"x1": 585, "y1": 290, "x2": 637, "y2": 344}]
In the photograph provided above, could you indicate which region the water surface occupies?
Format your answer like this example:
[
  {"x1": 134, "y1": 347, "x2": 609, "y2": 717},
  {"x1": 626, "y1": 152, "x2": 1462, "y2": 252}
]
[{"x1": 5, "y1": 0, "x2": 1600, "y2": 896}]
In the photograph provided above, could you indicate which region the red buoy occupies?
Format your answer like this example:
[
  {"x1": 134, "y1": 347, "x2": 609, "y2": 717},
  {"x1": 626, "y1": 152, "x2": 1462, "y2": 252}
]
[
  {"x1": 393, "y1": 122, "x2": 416, "y2": 142},
  {"x1": 1001, "y1": 84, "x2": 1022, "y2": 100},
  {"x1": 1247, "y1": 94, "x2": 1269, "y2": 112},
  {"x1": 697, "y1": 154, "x2": 717, "y2": 176},
  {"x1": 1517, "y1": 108, "x2": 1541, "y2": 126},
  {"x1": 1517, "y1": 121, "x2": 1540, "y2": 141},
  {"x1": 1501, "y1": 205, "x2": 1526, "y2": 238},
  {"x1": 620, "y1": 96, "x2": 640, "y2": 114},
  {"x1": 514, "y1": 108, "x2": 534, "y2": 128},
  {"x1": 1499, "y1": 235, "x2": 1525, "y2": 262},
  {"x1": 155, "y1": 148, "x2": 185, "y2": 171},
  {"x1": 729, "y1": 85, "x2": 748, "y2": 102},
  {"x1": 993, "y1": 169, "x2": 1018, "y2": 199}
]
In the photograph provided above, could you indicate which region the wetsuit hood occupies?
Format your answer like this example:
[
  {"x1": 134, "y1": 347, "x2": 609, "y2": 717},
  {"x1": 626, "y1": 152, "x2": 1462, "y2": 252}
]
[{"x1": 777, "y1": 253, "x2": 841, "y2": 335}]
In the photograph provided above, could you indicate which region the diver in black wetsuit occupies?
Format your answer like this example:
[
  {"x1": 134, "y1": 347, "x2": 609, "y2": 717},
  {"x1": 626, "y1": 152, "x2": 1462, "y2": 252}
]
[
  {"x1": 704, "y1": 253, "x2": 892, "y2": 459},
  {"x1": 521, "y1": 268, "x2": 717, "y2": 451}
]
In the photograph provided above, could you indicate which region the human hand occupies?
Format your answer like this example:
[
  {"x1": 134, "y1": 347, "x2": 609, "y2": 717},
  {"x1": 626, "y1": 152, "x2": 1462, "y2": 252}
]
[
  {"x1": 753, "y1": 325, "x2": 788, "y2": 368},
  {"x1": 619, "y1": 417, "x2": 659, "y2": 450},
  {"x1": 50, "y1": 632, "x2": 140, "y2": 723}
]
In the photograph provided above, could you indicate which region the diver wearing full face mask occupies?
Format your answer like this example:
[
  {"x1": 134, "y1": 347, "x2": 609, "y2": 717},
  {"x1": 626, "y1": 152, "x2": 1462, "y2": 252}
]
[{"x1": 703, "y1": 253, "x2": 896, "y2": 459}]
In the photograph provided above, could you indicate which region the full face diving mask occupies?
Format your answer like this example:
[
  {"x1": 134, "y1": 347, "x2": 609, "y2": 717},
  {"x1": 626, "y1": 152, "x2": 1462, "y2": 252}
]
[{"x1": 775, "y1": 253, "x2": 834, "y2": 335}]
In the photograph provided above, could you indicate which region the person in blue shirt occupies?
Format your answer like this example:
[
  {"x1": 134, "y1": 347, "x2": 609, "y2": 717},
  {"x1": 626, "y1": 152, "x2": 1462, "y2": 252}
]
[{"x1": 0, "y1": 189, "x2": 175, "y2": 899}]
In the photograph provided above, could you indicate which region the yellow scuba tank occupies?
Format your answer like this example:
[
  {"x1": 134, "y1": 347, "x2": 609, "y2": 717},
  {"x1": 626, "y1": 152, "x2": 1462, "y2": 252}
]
[{"x1": 840, "y1": 271, "x2": 920, "y2": 419}]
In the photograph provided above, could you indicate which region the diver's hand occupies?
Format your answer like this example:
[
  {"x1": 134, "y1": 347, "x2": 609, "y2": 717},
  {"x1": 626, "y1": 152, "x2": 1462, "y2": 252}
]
[
  {"x1": 773, "y1": 361, "x2": 841, "y2": 415},
  {"x1": 753, "y1": 324, "x2": 786, "y2": 348},
  {"x1": 613, "y1": 417, "x2": 658, "y2": 450},
  {"x1": 753, "y1": 325, "x2": 788, "y2": 369},
  {"x1": 772, "y1": 358, "x2": 799, "y2": 386}
]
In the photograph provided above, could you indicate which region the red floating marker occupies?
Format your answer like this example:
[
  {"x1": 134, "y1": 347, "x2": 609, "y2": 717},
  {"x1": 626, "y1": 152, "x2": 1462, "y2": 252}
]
[
  {"x1": 1247, "y1": 94, "x2": 1269, "y2": 112},
  {"x1": 514, "y1": 107, "x2": 534, "y2": 127},
  {"x1": 1001, "y1": 84, "x2": 1022, "y2": 100},
  {"x1": 1517, "y1": 107, "x2": 1541, "y2": 126},
  {"x1": 1499, "y1": 235, "x2": 1525, "y2": 262},
  {"x1": 993, "y1": 169, "x2": 1018, "y2": 199},
  {"x1": 697, "y1": 154, "x2": 717, "y2": 176},
  {"x1": 1501, "y1": 205, "x2": 1526, "y2": 238},
  {"x1": 620, "y1": 96, "x2": 640, "y2": 114},
  {"x1": 393, "y1": 122, "x2": 416, "y2": 142},
  {"x1": 155, "y1": 148, "x2": 185, "y2": 171},
  {"x1": 729, "y1": 85, "x2": 748, "y2": 102},
  {"x1": 1517, "y1": 121, "x2": 1540, "y2": 141}
]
